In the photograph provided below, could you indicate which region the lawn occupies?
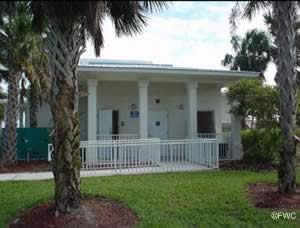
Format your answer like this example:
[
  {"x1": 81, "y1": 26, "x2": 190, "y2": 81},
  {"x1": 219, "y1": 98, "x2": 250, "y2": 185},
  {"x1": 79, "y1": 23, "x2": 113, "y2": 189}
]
[{"x1": 0, "y1": 170, "x2": 299, "y2": 227}]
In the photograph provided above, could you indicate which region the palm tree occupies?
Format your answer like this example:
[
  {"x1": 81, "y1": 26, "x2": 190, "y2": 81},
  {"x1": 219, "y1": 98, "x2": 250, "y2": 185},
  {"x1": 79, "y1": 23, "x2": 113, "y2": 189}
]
[
  {"x1": 231, "y1": 1, "x2": 298, "y2": 193},
  {"x1": 222, "y1": 29, "x2": 272, "y2": 128},
  {"x1": 0, "y1": 2, "x2": 41, "y2": 165},
  {"x1": 222, "y1": 29, "x2": 272, "y2": 79},
  {"x1": 25, "y1": 42, "x2": 50, "y2": 128},
  {"x1": 30, "y1": 1, "x2": 169, "y2": 214}
]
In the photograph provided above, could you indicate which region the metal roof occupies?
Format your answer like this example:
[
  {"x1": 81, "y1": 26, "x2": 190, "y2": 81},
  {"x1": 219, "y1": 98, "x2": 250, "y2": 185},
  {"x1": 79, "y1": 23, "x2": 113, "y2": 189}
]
[{"x1": 78, "y1": 58, "x2": 259, "y2": 78}]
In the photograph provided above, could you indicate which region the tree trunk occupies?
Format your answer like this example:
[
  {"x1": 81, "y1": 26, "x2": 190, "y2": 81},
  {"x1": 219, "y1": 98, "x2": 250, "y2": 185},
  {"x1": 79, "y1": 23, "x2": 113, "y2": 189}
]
[
  {"x1": 47, "y1": 23, "x2": 85, "y2": 214},
  {"x1": 274, "y1": 1, "x2": 298, "y2": 193},
  {"x1": 29, "y1": 81, "x2": 38, "y2": 128},
  {"x1": 2, "y1": 71, "x2": 21, "y2": 166}
]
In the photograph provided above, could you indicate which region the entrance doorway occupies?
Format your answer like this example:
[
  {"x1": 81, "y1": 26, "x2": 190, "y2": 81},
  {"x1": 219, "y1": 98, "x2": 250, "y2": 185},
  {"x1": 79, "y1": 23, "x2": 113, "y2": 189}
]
[
  {"x1": 149, "y1": 111, "x2": 168, "y2": 139},
  {"x1": 98, "y1": 110, "x2": 119, "y2": 135},
  {"x1": 197, "y1": 111, "x2": 215, "y2": 133}
]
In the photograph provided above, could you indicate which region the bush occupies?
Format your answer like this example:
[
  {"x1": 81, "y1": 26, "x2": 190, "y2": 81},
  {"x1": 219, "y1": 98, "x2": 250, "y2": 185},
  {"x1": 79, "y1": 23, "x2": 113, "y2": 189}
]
[{"x1": 241, "y1": 128, "x2": 282, "y2": 164}]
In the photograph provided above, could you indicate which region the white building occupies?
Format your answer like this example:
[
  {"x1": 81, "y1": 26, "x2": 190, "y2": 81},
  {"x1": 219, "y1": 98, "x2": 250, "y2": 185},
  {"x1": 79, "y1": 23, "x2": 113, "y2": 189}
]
[{"x1": 20, "y1": 59, "x2": 258, "y2": 161}]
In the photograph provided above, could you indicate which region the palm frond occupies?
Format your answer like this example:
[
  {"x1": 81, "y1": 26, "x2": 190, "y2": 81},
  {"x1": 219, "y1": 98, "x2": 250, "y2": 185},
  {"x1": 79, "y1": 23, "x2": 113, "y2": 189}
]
[
  {"x1": 221, "y1": 54, "x2": 234, "y2": 68},
  {"x1": 142, "y1": 1, "x2": 170, "y2": 13},
  {"x1": 231, "y1": 35, "x2": 241, "y2": 52},
  {"x1": 242, "y1": 1, "x2": 270, "y2": 20},
  {"x1": 30, "y1": 1, "x2": 46, "y2": 33},
  {"x1": 230, "y1": 1, "x2": 271, "y2": 35}
]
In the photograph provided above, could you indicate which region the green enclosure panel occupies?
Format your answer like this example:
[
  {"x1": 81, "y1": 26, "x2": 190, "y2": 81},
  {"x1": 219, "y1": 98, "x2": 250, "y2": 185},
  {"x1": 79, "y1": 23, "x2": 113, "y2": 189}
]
[
  {"x1": 0, "y1": 128, "x2": 52, "y2": 162},
  {"x1": 16, "y1": 128, "x2": 51, "y2": 161}
]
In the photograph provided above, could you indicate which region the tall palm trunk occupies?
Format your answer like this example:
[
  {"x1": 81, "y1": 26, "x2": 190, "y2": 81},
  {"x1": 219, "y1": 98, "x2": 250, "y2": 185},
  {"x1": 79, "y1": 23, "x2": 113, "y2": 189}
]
[
  {"x1": 274, "y1": 1, "x2": 298, "y2": 193},
  {"x1": 47, "y1": 22, "x2": 85, "y2": 214},
  {"x1": 29, "y1": 81, "x2": 38, "y2": 128},
  {"x1": 2, "y1": 71, "x2": 21, "y2": 165}
]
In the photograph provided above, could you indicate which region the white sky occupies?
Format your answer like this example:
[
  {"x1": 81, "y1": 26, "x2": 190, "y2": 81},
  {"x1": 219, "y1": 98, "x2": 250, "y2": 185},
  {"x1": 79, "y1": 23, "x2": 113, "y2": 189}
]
[
  {"x1": 81, "y1": 1, "x2": 276, "y2": 85},
  {"x1": 0, "y1": 1, "x2": 276, "y2": 93}
]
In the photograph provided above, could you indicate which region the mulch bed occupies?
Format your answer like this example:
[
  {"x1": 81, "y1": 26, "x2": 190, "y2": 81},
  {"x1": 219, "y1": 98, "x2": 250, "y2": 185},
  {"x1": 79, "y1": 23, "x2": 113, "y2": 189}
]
[
  {"x1": 10, "y1": 197, "x2": 138, "y2": 228},
  {"x1": 248, "y1": 183, "x2": 300, "y2": 209},
  {"x1": 220, "y1": 160, "x2": 277, "y2": 171},
  {"x1": 0, "y1": 161, "x2": 51, "y2": 173}
]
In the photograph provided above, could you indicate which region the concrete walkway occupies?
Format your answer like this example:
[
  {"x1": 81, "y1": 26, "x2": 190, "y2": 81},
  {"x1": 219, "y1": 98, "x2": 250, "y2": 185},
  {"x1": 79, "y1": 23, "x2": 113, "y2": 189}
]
[{"x1": 0, "y1": 163, "x2": 212, "y2": 181}]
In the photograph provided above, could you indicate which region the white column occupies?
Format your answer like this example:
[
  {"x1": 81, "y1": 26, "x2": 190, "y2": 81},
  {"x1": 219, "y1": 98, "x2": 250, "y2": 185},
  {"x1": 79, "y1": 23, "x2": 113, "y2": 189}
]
[
  {"x1": 230, "y1": 113, "x2": 243, "y2": 160},
  {"x1": 216, "y1": 84, "x2": 224, "y2": 133},
  {"x1": 138, "y1": 80, "x2": 149, "y2": 138},
  {"x1": 87, "y1": 79, "x2": 98, "y2": 166},
  {"x1": 186, "y1": 81, "x2": 198, "y2": 138},
  {"x1": 87, "y1": 79, "x2": 98, "y2": 141},
  {"x1": 19, "y1": 109, "x2": 24, "y2": 128},
  {"x1": 25, "y1": 97, "x2": 30, "y2": 128}
]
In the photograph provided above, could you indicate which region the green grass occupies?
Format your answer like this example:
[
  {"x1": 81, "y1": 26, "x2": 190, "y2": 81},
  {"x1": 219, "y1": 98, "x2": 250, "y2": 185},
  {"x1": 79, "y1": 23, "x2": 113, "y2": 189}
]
[{"x1": 1, "y1": 170, "x2": 300, "y2": 227}]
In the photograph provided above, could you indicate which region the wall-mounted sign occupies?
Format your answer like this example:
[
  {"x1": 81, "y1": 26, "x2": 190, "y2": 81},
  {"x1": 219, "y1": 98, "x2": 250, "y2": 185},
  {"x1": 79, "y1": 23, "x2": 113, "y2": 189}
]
[{"x1": 130, "y1": 111, "x2": 139, "y2": 118}]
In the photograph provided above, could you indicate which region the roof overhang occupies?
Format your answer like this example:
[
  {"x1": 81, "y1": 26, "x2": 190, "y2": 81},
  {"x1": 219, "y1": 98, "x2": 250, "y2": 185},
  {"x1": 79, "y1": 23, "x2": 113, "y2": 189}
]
[{"x1": 77, "y1": 65, "x2": 259, "y2": 84}]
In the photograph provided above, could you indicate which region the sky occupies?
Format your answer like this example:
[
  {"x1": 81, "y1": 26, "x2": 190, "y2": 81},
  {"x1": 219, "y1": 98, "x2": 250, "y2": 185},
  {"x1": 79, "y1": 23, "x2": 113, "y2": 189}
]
[{"x1": 81, "y1": 1, "x2": 276, "y2": 85}]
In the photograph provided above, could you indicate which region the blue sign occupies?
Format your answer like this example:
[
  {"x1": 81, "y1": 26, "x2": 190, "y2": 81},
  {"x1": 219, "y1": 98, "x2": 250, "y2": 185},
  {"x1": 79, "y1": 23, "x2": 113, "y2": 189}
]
[{"x1": 130, "y1": 111, "x2": 139, "y2": 118}]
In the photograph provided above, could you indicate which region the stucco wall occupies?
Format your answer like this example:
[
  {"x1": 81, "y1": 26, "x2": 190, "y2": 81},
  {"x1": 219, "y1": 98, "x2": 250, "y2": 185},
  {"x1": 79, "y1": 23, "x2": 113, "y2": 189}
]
[
  {"x1": 31, "y1": 81, "x2": 232, "y2": 140},
  {"x1": 25, "y1": 101, "x2": 52, "y2": 128}
]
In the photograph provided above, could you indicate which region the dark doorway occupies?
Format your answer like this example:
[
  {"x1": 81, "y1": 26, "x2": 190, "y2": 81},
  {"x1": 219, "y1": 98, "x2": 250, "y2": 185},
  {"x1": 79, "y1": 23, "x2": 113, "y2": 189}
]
[
  {"x1": 112, "y1": 110, "x2": 119, "y2": 135},
  {"x1": 197, "y1": 111, "x2": 215, "y2": 133}
]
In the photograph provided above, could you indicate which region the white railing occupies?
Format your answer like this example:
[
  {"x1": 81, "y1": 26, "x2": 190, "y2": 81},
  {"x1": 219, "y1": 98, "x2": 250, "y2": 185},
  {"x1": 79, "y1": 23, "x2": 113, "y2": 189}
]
[
  {"x1": 198, "y1": 133, "x2": 231, "y2": 160},
  {"x1": 81, "y1": 138, "x2": 160, "y2": 171},
  {"x1": 159, "y1": 139, "x2": 219, "y2": 171},
  {"x1": 97, "y1": 134, "x2": 138, "y2": 141},
  {"x1": 48, "y1": 138, "x2": 219, "y2": 174}
]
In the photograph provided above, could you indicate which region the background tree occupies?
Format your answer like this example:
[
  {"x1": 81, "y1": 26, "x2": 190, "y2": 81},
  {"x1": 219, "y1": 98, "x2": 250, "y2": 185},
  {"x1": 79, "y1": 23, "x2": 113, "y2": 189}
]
[
  {"x1": 25, "y1": 41, "x2": 50, "y2": 128},
  {"x1": 30, "y1": 1, "x2": 169, "y2": 214},
  {"x1": 230, "y1": 1, "x2": 298, "y2": 193},
  {"x1": 0, "y1": 2, "x2": 42, "y2": 165},
  {"x1": 227, "y1": 79, "x2": 279, "y2": 129},
  {"x1": 222, "y1": 29, "x2": 273, "y2": 128},
  {"x1": 222, "y1": 29, "x2": 272, "y2": 79}
]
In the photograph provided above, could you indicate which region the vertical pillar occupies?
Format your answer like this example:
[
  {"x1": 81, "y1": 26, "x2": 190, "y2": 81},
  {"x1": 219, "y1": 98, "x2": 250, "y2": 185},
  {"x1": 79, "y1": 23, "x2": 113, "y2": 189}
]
[
  {"x1": 216, "y1": 84, "x2": 225, "y2": 133},
  {"x1": 186, "y1": 81, "x2": 198, "y2": 138},
  {"x1": 19, "y1": 109, "x2": 24, "y2": 128},
  {"x1": 138, "y1": 80, "x2": 149, "y2": 138},
  {"x1": 25, "y1": 95, "x2": 30, "y2": 128},
  {"x1": 87, "y1": 79, "x2": 98, "y2": 141},
  {"x1": 230, "y1": 113, "x2": 243, "y2": 159},
  {"x1": 87, "y1": 79, "x2": 98, "y2": 166}
]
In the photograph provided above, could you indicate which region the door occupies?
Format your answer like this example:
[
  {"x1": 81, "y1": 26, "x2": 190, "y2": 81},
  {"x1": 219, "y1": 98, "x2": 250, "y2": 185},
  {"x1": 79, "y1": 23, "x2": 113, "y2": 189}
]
[
  {"x1": 98, "y1": 110, "x2": 114, "y2": 161},
  {"x1": 98, "y1": 110, "x2": 113, "y2": 135},
  {"x1": 149, "y1": 111, "x2": 168, "y2": 139},
  {"x1": 197, "y1": 111, "x2": 215, "y2": 133}
]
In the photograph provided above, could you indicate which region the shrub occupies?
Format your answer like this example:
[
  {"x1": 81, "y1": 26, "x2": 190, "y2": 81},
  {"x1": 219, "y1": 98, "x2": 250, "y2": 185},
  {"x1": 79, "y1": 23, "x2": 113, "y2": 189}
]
[{"x1": 241, "y1": 128, "x2": 281, "y2": 164}]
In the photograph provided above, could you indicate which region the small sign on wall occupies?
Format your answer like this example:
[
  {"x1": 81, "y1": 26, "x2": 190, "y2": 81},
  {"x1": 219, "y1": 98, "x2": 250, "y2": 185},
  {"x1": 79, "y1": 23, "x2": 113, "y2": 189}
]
[{"x1": 130, "y1": 111, "x2": 139, "y2": 118}]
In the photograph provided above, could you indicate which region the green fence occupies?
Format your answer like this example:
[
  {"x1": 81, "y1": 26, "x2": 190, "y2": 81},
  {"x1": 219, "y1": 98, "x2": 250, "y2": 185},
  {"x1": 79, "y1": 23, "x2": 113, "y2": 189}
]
[{"x1": 0, "y1": 128, "x2": 52, "y2": 161}]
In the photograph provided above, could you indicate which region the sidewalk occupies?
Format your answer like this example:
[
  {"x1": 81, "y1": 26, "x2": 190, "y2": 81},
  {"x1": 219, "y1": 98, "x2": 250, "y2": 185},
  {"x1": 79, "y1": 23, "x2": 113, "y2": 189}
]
[
  {"x1": 0, "y1": 164, "x2": 210, "y2": 181},
  {"x1": 0, "y1": 170, "x2": 116, "y2": 181}
]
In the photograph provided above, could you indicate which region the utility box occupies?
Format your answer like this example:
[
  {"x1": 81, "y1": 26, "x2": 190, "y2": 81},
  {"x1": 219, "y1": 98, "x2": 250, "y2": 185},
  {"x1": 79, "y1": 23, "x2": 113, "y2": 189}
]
[{"x1": 15, "y1": 128, "x2": 51, "y2": 161}]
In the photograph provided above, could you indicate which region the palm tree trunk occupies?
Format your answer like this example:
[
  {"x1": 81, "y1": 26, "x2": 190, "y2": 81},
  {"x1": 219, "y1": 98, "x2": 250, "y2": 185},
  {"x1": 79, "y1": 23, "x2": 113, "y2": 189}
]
[
  {"x1": 2, "y1": 71, "x2": 21, "y2": 165},
  {"x1": 274, "y1": 1, "x2": 298, "y2": 193},
  {"x1": 29, "y1": 81, "x2": 38, "y2": 128},
  {"x1": 47, "y1": 23, "x2": 85, "y2": 214}
]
